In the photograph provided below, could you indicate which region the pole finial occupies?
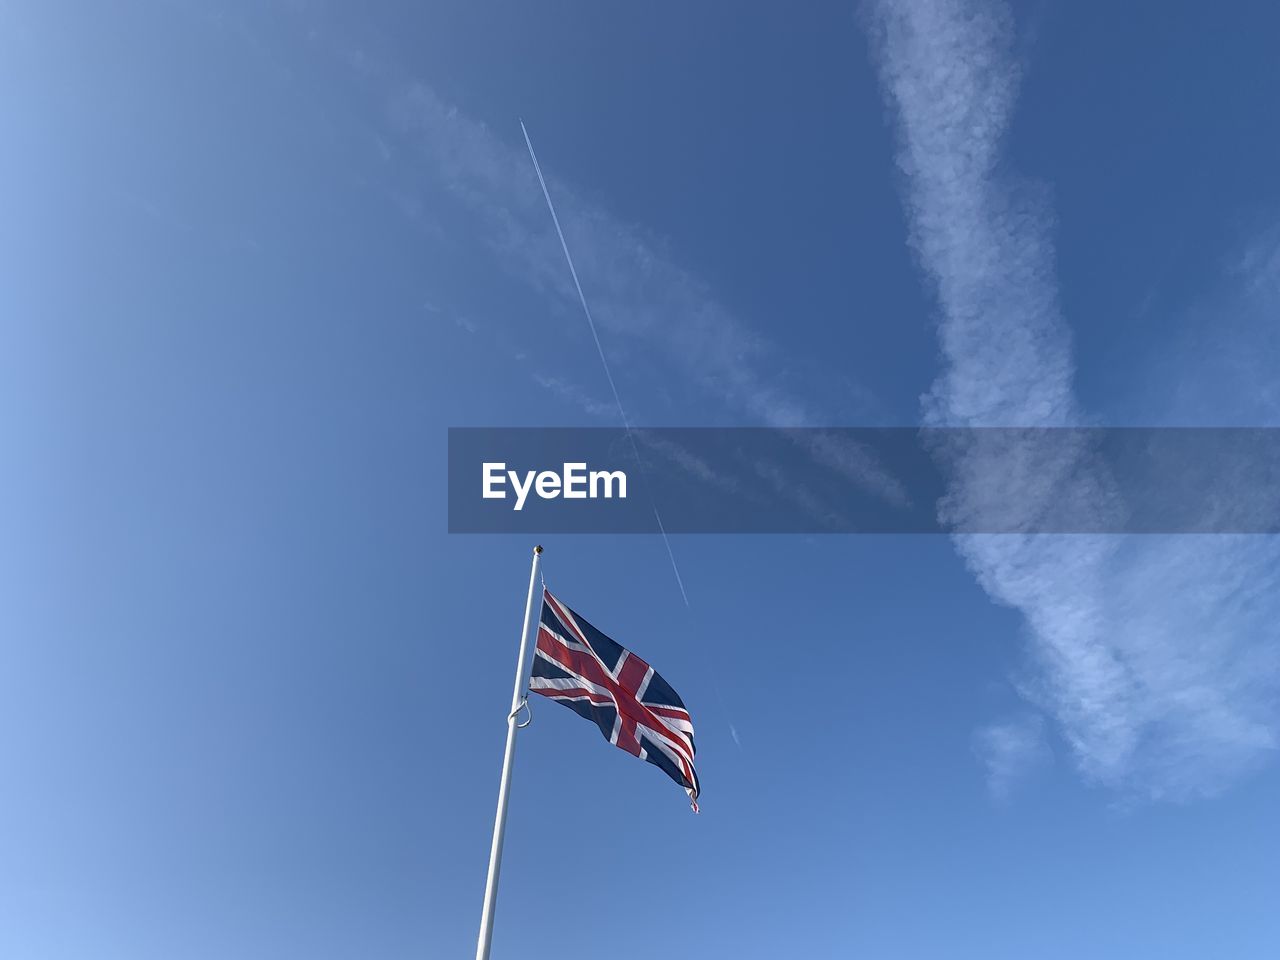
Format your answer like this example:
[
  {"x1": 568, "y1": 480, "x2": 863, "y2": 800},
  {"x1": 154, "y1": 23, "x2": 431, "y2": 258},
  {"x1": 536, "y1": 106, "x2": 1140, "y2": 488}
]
[{"x1": 534, "y1": 545, "x2": 543, "y2": 555}]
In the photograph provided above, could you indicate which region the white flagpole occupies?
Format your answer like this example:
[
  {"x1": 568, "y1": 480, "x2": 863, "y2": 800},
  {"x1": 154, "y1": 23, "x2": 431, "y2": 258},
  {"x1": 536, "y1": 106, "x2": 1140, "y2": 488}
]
[{"x1": 475, "y1": 544, "x2": 543, "y2": 960}]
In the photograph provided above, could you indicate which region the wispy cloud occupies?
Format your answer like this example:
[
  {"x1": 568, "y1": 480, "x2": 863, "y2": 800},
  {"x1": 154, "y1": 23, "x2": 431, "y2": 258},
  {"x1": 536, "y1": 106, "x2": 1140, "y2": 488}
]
[
  {"x1": 865, "y1": 0, "x2": 1075, "y2": 429},
  {"x1": 1229, "y1": 223, "x2": 1280, "y2": 302},
  {"x1": 187, "y1": 10, "x2": 909, "y2": 577},
  {"x1": 387, "y1": 84, "x2": 814, "y2": 429},
  {"x1": 531, "y1": 373, "x2": 616, "y2": 421},
  {"x1": 867, "y1": 0, "x2": 1280, "y2": 799},
  {"x1": 244, "y1": 9, "x2": 909, "y2": 514},
  {"x1": 974, "y1": 715, "x2": 1050, "y2": 802},
  {"x1": 375, "y1": 82, "x2": 914, "y2": 510}
]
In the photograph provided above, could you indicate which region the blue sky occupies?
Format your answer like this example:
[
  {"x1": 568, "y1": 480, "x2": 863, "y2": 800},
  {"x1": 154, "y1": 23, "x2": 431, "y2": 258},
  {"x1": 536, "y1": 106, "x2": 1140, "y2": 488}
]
[{"x1": 3, "y1": 1, "x2": 1280, "y2": 957}]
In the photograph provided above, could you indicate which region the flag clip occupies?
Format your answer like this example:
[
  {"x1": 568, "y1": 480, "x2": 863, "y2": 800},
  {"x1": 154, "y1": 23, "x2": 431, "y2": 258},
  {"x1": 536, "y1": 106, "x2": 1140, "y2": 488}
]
[{"x1": 510, "y1": 697, "x2": 533, "y2": 729}]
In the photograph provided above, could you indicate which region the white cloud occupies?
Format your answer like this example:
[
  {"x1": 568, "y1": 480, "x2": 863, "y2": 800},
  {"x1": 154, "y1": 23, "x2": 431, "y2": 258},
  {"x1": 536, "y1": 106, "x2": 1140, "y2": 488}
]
[
  {"x1": 387, "y1": 84, "x2": 812, "y2": 428},
  {"x1": 1229, "y1": 223, "x2": 1280, "y2": 302},
  {"x1": 865, "y1": 0, "x2": 1075, "y2": 429},
  {"x1": 974, "y1": 715, "x2": 1050, "y2": 801},
  {"x1": 379, "y1": 83, "x2": 911, "y2": 507},
  {"x1": 1150, "y1": 224, "x2": 1280, "y2": 427},
  {"x1": 867, "y1": 0, "x2": 1280, "y2": 799},
  {"x1": 531, "y1": 373, "x2": 616, "y2": 420}
]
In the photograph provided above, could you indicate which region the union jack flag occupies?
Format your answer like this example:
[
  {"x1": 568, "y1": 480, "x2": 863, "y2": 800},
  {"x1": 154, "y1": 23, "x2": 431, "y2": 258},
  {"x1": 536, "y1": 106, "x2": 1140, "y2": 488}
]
[{"x1": 529, "y1": 589, "x2": 701, "y2": 811}]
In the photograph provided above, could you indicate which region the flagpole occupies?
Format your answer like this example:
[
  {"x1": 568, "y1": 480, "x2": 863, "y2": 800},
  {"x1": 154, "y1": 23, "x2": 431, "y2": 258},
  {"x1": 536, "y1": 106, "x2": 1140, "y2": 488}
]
[{"x1": 475, "y1": 544, "x2": 543, "y2": 960}]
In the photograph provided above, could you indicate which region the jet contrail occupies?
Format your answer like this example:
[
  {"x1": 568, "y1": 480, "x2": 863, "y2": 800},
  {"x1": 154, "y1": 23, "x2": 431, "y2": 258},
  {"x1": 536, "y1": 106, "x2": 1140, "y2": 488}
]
[
  {"x1": 652, "y1": 506, "x2": 690, "y2": 606},
  {"x1": 520, "y1": 119, "x2": 691, "y2": 607}
]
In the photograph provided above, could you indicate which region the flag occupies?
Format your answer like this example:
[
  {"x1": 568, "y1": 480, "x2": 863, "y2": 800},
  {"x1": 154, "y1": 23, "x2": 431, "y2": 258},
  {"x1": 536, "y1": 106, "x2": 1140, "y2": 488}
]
[{"x1": 529, "y1": 589, "x2": 701, "y2": 811}]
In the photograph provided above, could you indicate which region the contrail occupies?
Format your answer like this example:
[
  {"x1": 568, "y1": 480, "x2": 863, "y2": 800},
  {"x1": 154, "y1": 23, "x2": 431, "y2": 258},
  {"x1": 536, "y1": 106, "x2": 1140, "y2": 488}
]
[
  {"x1": 652, "y1": 506, "x2": 689, "y2": 606},
  {"x1": 520, "y1": 119, "x2": 690, "y2": 607},
  {"x1": 521, "y1": 121, "x2": 632, "y2": 435}
]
